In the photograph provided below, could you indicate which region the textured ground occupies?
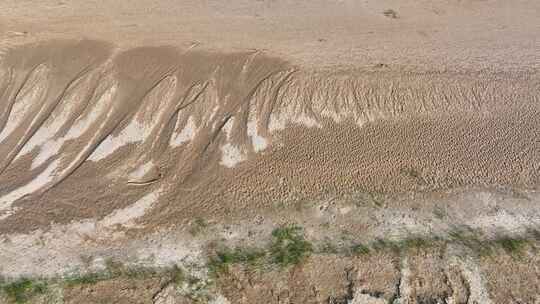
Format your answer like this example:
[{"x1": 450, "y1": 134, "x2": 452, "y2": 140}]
[{"x1": 0, "y1": 1, "x2": 539, "y2": 303}]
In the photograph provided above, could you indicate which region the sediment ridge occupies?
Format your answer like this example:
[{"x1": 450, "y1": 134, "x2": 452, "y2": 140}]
[{"x1": 0, "y1": 40, "x2": 538, "y2": 233}]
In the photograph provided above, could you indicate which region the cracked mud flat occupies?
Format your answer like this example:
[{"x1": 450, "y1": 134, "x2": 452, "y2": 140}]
[{"x1": 0, "y1": 0, "x2": 539, "y2": 303}]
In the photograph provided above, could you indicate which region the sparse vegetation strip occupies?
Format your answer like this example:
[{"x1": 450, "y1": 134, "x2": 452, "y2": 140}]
[{"x1": 1, "y1": 226, "x2": 537, "y2": 302}]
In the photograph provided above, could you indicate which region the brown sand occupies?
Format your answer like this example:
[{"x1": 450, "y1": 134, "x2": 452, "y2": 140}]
[
  {"x1": 0, "y1": 42, "x2": 538, "y2": 233},
  {"x1": 0, "y1": 1, "x2": 539, "y2": 303}
]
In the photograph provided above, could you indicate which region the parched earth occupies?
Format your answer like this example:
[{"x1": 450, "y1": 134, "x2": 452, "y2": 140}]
[{"x1": 0, "y1": 0, "x2": 539, "y2": 303}]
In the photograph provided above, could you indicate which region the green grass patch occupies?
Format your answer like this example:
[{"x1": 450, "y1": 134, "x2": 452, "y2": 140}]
[
  {"x1": 448, "y1": 229, "x2": 493, "y2": 256},
  {"x1": 493, "y1": 237, "x2": 529, "y2": 256},
  {"x1": 347, "y1": 236, "x2": 438, "y2": 256},
  {"x1": 270, "y1": 225, "x2": 313, "y2": 267},
  {"x1": 168, "y1": 265, "x2": 186, "y2": 285},
  {"x1": 208, "y1": 225, "x2": 313, "y2": 274},
  {"x1": 103, "y1": 258, "x2": 161, "y2": 279},
  {"x1": 350, "y1": 243, "x2": 371, "y2": 256},
  {"x1": 208, "y1": 247, "x2": 266, "y2": 274},
  {"x1": 64, "y1": 272, "x2": 103, "y2": 286},
  {"x1": 64, "y1": 260, "x2": 175, "y2": 287},
  {"x1": 399, "y1": 237, "x2": 438, "y2": 251},
  {"x1": 1, "y1": 278, "x2": 48, "y2": 303},
  {"x1": 371, "y1": 238, "x2": 400, "y2": 254}
]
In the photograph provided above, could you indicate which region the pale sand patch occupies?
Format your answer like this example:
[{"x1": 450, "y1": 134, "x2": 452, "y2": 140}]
[
  {"x1": 220, "y1": 143, "x2": 246, "y2": 168},
  {"x1": 247, "y1": 119, "x2": 267, "y2": 152},
  {"x1": 128, "y1": 161, "x2": 156, "y2": 181},
  {"x1": 0, "y1": 188, "x2": 204, "y2": 278},
  {"x1": 398, "y1": 256, "x2": 412, "y2": 303},
  {"x1": 99, "y1": 190, "x2": 159, "y2": 228},
  {"x1": 66, "y1": 83, "x2": 117, "y2": 141},
  {"x1": 0, "y1": 221, "x2": 205, "y2": 278},
  {"x1": 209, "y1": 295, "x2": 231, "y2": 304},
  {"x1": 268, "y1": 111, "x2": 322, "y2": 132},
  {"x1": 0, "y1": 159, "x2": 59, "y2": 215},
  {"x1": 170, "y1": 115, "x2": 197, "y2": 147},
  {"x1": 350, "y1": 292, "x2": 387, "y2": 304},
  {"x1": 467, "y1": 210, "x2": 537, "y2": 235},
  {"x1": 88, "y1": 119, "x2": 144, "y2": 162},
  {"x1": 14, "y1": 74, "x2": 100, "y2": 168}
]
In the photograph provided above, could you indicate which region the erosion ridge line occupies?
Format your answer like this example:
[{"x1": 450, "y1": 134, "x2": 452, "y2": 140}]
[{"x1": 0, "y1": 40, "x2": 538, "y2": 233}]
